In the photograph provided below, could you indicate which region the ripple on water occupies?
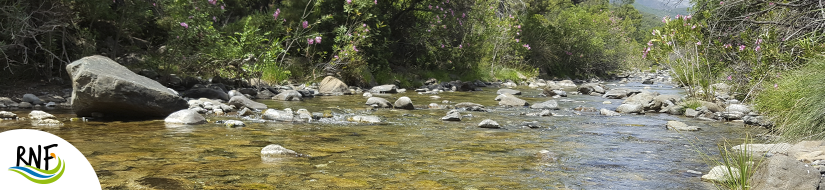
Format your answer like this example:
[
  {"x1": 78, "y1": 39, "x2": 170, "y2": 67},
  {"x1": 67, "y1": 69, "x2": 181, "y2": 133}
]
[{"x1": 0, "y1": 83, "x2": 761, "y2": 189}]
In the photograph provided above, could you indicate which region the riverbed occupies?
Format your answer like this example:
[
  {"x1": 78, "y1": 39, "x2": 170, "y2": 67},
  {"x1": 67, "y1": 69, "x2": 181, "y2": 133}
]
[{"x1": 0, "y1": 82, "x2": 765, "y2": 189}]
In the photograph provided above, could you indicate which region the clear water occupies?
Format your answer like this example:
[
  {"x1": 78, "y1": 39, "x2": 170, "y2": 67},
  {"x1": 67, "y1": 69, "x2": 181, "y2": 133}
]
[{"x1": 0, "y1": 82, "x2": 765, "y2": 189}]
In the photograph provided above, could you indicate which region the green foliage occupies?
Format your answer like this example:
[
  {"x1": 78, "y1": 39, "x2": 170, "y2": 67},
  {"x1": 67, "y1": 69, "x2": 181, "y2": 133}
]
[
  {"x1": 692, "y1": 134, "x2": 762, "y2": 190},
  {"x1": 755, "y1": 58, "x2": 825, "y2": 141},
  {"x1": 681, "y1": 100, "x2": 703, "y2": 110}
]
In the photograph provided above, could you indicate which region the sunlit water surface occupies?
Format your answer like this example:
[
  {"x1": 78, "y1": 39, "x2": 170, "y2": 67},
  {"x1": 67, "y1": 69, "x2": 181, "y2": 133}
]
[{"x1": 0, "y1": 82, "x2": 765, "y2": 189}]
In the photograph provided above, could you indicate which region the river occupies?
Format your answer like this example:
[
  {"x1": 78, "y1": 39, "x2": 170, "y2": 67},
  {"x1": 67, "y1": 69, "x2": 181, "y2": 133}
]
[{"x1": 0, "y1": 81, "x2": 765, "y2": 189}]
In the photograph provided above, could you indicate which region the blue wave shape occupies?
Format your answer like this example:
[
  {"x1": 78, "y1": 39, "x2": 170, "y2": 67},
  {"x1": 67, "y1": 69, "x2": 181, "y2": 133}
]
[{"x1": 8, "y1": 166, "x2": 55, "y2": 179}]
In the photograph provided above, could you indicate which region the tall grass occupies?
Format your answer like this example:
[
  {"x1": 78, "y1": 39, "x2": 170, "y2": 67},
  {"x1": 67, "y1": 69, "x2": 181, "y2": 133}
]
[
  {"x1": 694, "y1": 134, "x2": 762, "y2": 190},
  {"x1": 663, "y1": 44, "x2": 718, "y2": 101},
  {"x1": 754, "y1": 58, "x2": 825, "y2": 141}
]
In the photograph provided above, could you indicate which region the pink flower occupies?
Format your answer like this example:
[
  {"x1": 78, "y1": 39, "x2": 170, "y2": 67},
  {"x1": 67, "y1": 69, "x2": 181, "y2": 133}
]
[
  {"x1": 189, "y1": 16, "x2": 193, "y2": 19},
  {"x1": 774, "y1": 83, "x2": 778, "y2": 89},
  {"x1": 692, "y1": 25, "x2": 696, "y2": 29},
  {"x1": 180, "y1": 22, "x2": 189, "y2": 29},
  {"x1": 462, "y1": 13, "x2": 466, "y2": 18},
  {"x1": 516, "y1": 39, "x2": 520, "y2": 42},
  {"x1": 353, "y1": 46, "x2": 358, "y2": 52},
  {"x1": 307, "y1": 38, "x2": 314, "y2": 45},
  {"x1": 153, "y1": 3, "x2": 156, "y2": 6},
  {"x1": 213, "y1": 16, "x2": 217, "y2": 22},
  {"x1": 517, "y1": 25, "x2": 521, "y2": 29},
  {"x1": 647, "y1": 41, "x2": 653, "y2": 47},
  {"x1": 315, "y1": 36, "x2": 322, "y2": 44},
  {"x1": 429, "y1": 5, "x2": 432, "y2": 9},
  {"x1": 755, "y1": 45, "x2": 761, "y2": 51},
  {"x1": 756, "y1": 39, "x2": 763, "y2": 45},
  {"x1": 720, "y1": 1, "x2": 724, "y2": 5},
  {"x1": 346, "y1": 0, "x2": 351, "y2": 4},
  {"x1": 459, "y1": 45, "x2": 463, "y2": 49},
  {"x1": 727, "y1": 75, "x2": 732, "y2": 80},
  {"x1": 441, "y1": 44, "x2": 444, "y2": 48},
  {"x1": 302, "y1": 21, "x2": 309, "y2": 29},
  {"x1": 374, "y1": 0, "x2": 377, "y2": 4},
  {"x1": 769, "y1": 2, "x2": 775, "y2": 6},
  {"x1": 273, "y1": 9, "x2": 280, "y2": 20},
  {"x1": 209, "y1": 0, "x2": 217, "y2": 5},
  {"x1": 696, "y1": 41, "x2": 702, "y2": 45},
  {"x1": 334, "y1": 55, "x2": 339, "y2": 59},
  {"x1": 221, "y1": 5, "x2": 224, "y2": 10},
  {"x1": 739, "y1": 45, "x2": 746, "y2": 51}
]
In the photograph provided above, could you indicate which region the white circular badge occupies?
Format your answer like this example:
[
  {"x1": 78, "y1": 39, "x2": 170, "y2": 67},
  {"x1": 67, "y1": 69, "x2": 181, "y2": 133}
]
[{"x1": 0, "y1": 129, "x2": 101, "y2": 189}]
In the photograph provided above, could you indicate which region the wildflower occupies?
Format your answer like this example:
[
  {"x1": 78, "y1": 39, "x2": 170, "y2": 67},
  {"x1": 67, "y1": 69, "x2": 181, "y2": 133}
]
[
  {"x1": 302, "y1": 21, "x2": 309, "y2": 29},
  {"x1": 441, "y1": 44, "x2": 444, "y2": 48},
  {"x1": 774, "y1": 83, "x2": 778, "y2": 89},
  {"x1": 429, "y1": 5, "x2": 432, "y2": 9},
  {"x1": 462, "y1": 13, "x2": 466, "y2": 18},
  {"x1": 353, "y1": 46, "x2": 358, "y2": 52},
  {"x1": 307, "y1": 38, "x2": 314, "y2": 45},
  {"x1": 756, "y1": 39, "x2": 763, "y2": 45},
  {"x1": 727, "y1": 75, "x2": 732, "y2": 80},
  {"x1": 692, "y1": 25, "x2": 696, "y2": 29},
  {"x1": 273, "y1": 9, "x2": 280, "y2": 20},
  {"x1": 180, "y1": 22, "x2": 189, "y2": 29},
  {"x1": 375, "y1": 0, "x2": 377, "y2": 4},
  {"x1": 189, "y1": 16, "x2": 193, "y2": 19},
  {"x1": 647, "y1": 41, "x2": 653, "y2": 47},
  {"x1": 334, "y1": 55, "x2": 339, "y2": 59},
  {"x1": 517, "y1": 25, "x2": 521, "y2": 29},
  {"x1": 769, "y1": 2, "x2": 775, "y2": 5},
  {"x1": 685, "y1": 15, "x2": 692, "y2": 20},
  {"x1": 213, "y1": 16, "x2": 217, "y2": 22},
  {"x1": 739, "y1": 45, "x2": 746, "y2": 51},
  {"x1": 459, "y1": 45, "x2": 463, "y2": 49},
  {"x1": 221, "y1": 5, "x2": 224, "y2": 10},
  {"x1": 696, "y1": 41, "x2": 701, "y2": 45},
  {"x1": 315, "y1": 36, "x2": 322, "y2": 44},
  {"x1": 209, "y1": 0, "x2": 217, "y2": 5},
  {"x1": 755, "y1": 45, "x2": 761, "y2": 51},
  {"x1": 153, "y1": 3, "x2": 156, "y2": 6},
  {"x1": 346, "y1": 0, "x2": 351, "y2": 4},
  {"x1": 427, "y1": 30, "x2": 431, "y2": 32},
  {"x1": 516, "y1": 39, "x2": 520, "y2": 42},
  {"x1": 720, "y1": 1, "x2": 724, "y2": 5},
  {"x1": 667, "y1": 41, "x2": 672, "y2": 46}
]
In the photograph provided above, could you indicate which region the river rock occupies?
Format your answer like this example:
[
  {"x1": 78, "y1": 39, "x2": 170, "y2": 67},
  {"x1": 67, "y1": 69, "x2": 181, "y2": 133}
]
[
  {"x1": 28, "y1": 110, "x2": 56, "y2": 120},
  {"x1": 577, "y1": 83, "x2": 605, "y2": 94},
  {"x1": 273, "y1": 90, "x2": 302, "y2": 101},
  {"x1": 726, "y1": 104, "x2": 751, "y2": 114},
  {"x1": 721, "y1": 111, "x2": 745, "y2": 120},
  {"x1": 296, "y1": 109, "x2": 312, "y2": 122},
  {"x1": 261, "y1": 144, "x2": 298, "y2": 156},
  {"x1": 18, "y1": 102, "x2": 32, "y2": 108},
  {"x1": 731, "y1": 143, "x2": 792, "y2": 156},
  {"x1": 455, "y1": 102, "x2": 486, "y2": 111},
  {"x1": 701, "y1": 165, "x2": 740, "y2": 183},
  {"x1": 0, "y1": 97, "x2": 18, "y2": 107},
  {"x1": 616, "y1": 104, "x2": 643, "y2": 114},
  {"x1": 497, "y1": 88, "x2": 521, "y2": 95},
  {"x1": 394, "y1": 96, "x2": 414, "y2": 110},
  {"x1": 557, "y1": 80, "x2": 577, "y2": 88},
  {"x1": 749, "y1": 154, "x2": 820, "y2": 190},
  {"x1": 67, "y1": 56, "x2": 188, "y2": 119},
  {"x1": 530, "y1": 100, "x2": 559, "y2": 110},
  {"x1": 525, "y1": 110, "x2": 553, "y2": 117},
  {"x1": 600, "y1": 108, "x2": 620, "y2": 116},
  {"x1": 542, "y1": 89, "x2": 567, "y2": 97},
  {"x1": 181, "y1": 88, "x2": 230, "y2": 101},
  {"x1": 366, "y1": 97, "x2": 392, "y2": 108},
  {"x1": 22, "y1": 94, "x2": 42, "y2": 104},
  {"x1": 33, "y1": 119, "x2": 62, "y2": 125},
  {"x1": 478, "y1": 119, "x2": 500, "y2": 128},
  {"x1": 642, "y1": 78, "x2": 654, "y2": 84},
  {"x1": 623, "y1": 91, "x2": 659, "y2": 108},
  {"x1": 787, "y1": 141, "x2": 825, "y2": 163},
  {"x1": 221, "y1": 120, "x2": 245, "y2": 128},
  {"x1": 685, "y1": 109, "x2": 699, "y2": 117},
  {"x1": 602, "y1": 89, "x2": 632, "y2": 99},
  {"x1": 651, "y1": 94, "x2": 681, "y2": 111},
  {"x1": 348, "y1": 115, "x2": 381, "y2": 123},
  {"x1": 370, "y1": 85, "x2": 398, "y2": 93},
  {"x1": 698, "y1": 101, "x2": 724, "y2": 112},
  {"x1": 319, "y1": 76, "x2": 349, "y2": 95},
  {"x1": 496, "y1": 94, "x2": 529, "y2": 107},
  {"x1": 0, "y1": 111, "x2": 17, "y2": 119},
  {"x1": 744, "y1": 115, "x2": 774, "y2": 127},
  {"x1": 441, "y1": 110, "x2": 462, "y2": 121},
  {"x1": 256, "y1": 89, "x2": 275, "y2": 99},
  {"x1": 666, "y1": 121, "x2": 700, "y2": 131},
  {"x1": 164, "y1": 109, "x2": 206, "y2": 124},
  {"x1": 262, "y1": 109, "x2": 295, "y2": 121},
  {"x1": 228, "y1": 96, "x2": 267, "y2": 110},
  {"x1": 227, "y1": 90, "x2": 243, "y2": 98}
]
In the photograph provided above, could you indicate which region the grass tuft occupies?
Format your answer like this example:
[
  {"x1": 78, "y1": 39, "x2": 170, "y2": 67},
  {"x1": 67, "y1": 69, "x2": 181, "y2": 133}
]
[{"x1": 754, "y1": 58, "x2": 825, "y2": 141}]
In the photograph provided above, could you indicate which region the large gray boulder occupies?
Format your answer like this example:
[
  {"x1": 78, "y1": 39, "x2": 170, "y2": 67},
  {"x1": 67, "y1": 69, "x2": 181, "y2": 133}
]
[
  {"x1": 702, "y1": 166, "x2": 739, "y2": 183},
  {"x1": 228, "y1": 96, "x2": 267, "y2": 110},
  {"x1": 496, "y1": 94, "x2": 529, "y2": 107},
  {"x1": 348, "y1": 115, "x2": 382, "y2": 123},
  {"x1": 441, "y1": 109, "x2": 462, "y2": 121},
  {"x1": 577, "y1": 83, "x2": 605, "y2": 94},
  {"x1": 726, "y1": 104, "x2": 752, "y2": 114},
  {"x1": 616, "y1": 104, "x2": 643, "y2": 114},
  {"x1": 181, "y1": 88, "x2": 230, "y2": 101},
  {"x1": 67, "y1": 56, "x2": 188, "y2": 119},
  {"x1": 478, "y1": 119, "x2": 501, "y2": 128},
  {"x1": 497, "y1": 88, "x2": 522, "y2": 95},
  {"x1": 542, "y1": 88, "x2": 567, "y2": 97},
  {"x1": 623, "y1": 91, "x2": 659, "y2": 108},
  {"x1": 602, "y1": 89, "x2": 632, "y2": 99},
  {"x1": 22, "y1": 94, "x2": 42, "y2": 104},
  {"x1": 600, "y1": 108, "x2": 620, "y2": 116},
  {"x1": 651, "y1": 94, "x2": 681, "y2": 111},
  {"x1": 0, "y1": 111, "x2": 17, "y2": 119},
  {"x1": 0, "y1": 97, "x2": 18, "y2": 107},
  {"x1": 262, "y1": 109, "x2": 295, "y2": 121},
  {"x1": 530, "y1": 100, "x2": 559, "y2": 110},
  {"x1": 319, "y1": 76, "x2": 349, "y2": 95},
  {"x1": 261, "y1": 144, "x2": 299, "y2": 156},
  {"x1": 394, "y1": 96, "x2": 414, "y2": 110},
  {"x1": 749, "y1": 154, "x2": 820, "y2": 190},
  {"x1": 28, "y1": 110, "x2": 56, "y2": 120},
  {"x1": 665, "y1": 121, "x2": 700, "y2": 131},
  {"x1": 164, "y1": 109, "x2": 206, "y2": 124},
  {"x1": 370, "y1": 85, "x2": 398, "y2": 93},
  {"x1": 273, "y1": 90, "x2": 302, "y2": 101},
  {"x1": 366, "y1": 97, "x2": 392, "y2": 108}
]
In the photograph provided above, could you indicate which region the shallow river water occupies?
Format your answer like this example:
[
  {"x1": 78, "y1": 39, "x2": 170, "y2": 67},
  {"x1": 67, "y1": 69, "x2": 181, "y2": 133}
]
[{"x1": 0, "y1": 82, "x2": 765, "y2": 189}]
